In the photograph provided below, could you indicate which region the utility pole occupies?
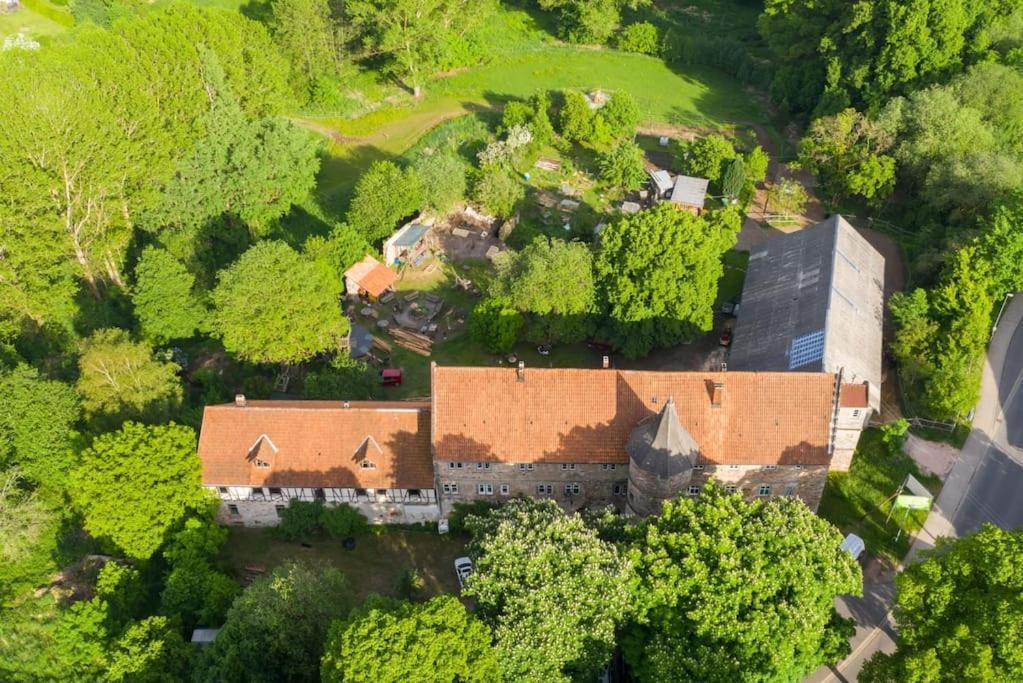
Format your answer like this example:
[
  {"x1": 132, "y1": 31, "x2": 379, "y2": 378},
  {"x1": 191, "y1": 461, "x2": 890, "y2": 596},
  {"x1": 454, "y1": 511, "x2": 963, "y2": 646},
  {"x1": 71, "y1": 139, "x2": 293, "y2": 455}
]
[{"x1": 992, "y1": 292, "x2": 1015, "y2": 335}]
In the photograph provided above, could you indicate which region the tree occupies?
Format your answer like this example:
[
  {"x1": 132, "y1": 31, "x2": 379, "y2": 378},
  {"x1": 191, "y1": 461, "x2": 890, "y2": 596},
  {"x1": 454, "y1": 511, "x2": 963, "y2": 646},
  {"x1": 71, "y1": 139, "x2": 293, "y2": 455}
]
[
  {"x1": 598, "y1": 90, "x2": 640, "y2": 142},
  {"x1": 538, "y1": 0, "x2": 649, "y2": 45},
  {"x1": 71, "y1": 422, "x2": 203, "y2": 560},
  {"x1": 798, "y1": 108, "x2": 897, "y2": 208},
  {"x1": 210, "y1": 241, "x2": 349, "y2": 365},
  {"x1": 413, "y1": 152, "x2": 467, "y2": 213},
  {"x1": 765, "y1": 177, "x2": 809, "y2": 216},
  {"x1": 492, "y1": 238, "x2": 597, "y2": 344},
  {"x1": 304, "y1": 223, "x2": 374, "y2": 290},
  {"x1": 598, "y1": 141, "x2": 647, "y2": 192},
  {"x1": 347, "y1": 0, "x2": 496, "y2": 97},
  {"x1": 469, "y1": 296, "x2": 524, "y2": 353},
  {"x1": 616, "y1": 21, "x2": 659, "y2": 54},
  {"x1": 465, "y1": 499, "x2": 632, "y2": 682},
  {"x1": 160, "y1": 517, "x2": 239, "y2": 631},
  {"x1": 132, "y1": 247, "x2": 206, "y2": 344},
  {"x1": 271, "y1": 0, "x2": 344, "y2": 102},
  {"x1": 107, "y1": 616, "x2": 193, "y2": 683},
  {"x1": 321, "y1": 595, "x2": 499, "y2": 682},
  {"x1": 347, "y1": 161, "x2": 423, "y2": 243},
  {"x1": 558, "y1": 91, "x2": 594, "y2": 142},
  {"x1": 679, "y1": 134, "x2": 736, "y2": 183},
  {"x1": 471, "y1": 168, "x2": 524, "y2": 218},
  {"x1": 196, "y1": 562, "x2": 355, "y2": 683},
  {"x1": 0, "y1": 365, "x2": 80, "y2": 492},
  {"x1": 745, "y1": 145, "x2": 769, "y2": 183},
  {"x1": 624, "y1": 483, "x2": 862, "y2": 682},
  {"x1": 974, "y1": 194, "x2": 1023, "y2": 297},
  {"x1": 862, "y1": 524, "x2": 1023, "y2": 682},
  {"x1": 721, "y1": 157, "x2": 746, "y2": 200},
  {"x1": 595, "y1": 204, "x2": 741, "y2": 357},
  {"x1": 77, "y1": 329, "x2": 183, "y2": 427}
]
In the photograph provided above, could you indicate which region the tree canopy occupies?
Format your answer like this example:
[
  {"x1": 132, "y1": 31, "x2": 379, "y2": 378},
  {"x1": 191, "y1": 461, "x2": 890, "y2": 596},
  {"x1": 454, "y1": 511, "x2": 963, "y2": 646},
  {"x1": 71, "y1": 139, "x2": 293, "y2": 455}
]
[
  {"x1": 862, "y1": 524, "x2": 1023, "y2": 682},
  {"x1": 595, "y1": 204, "x2": 741, "y2": 357},
  {"x1": 71, "y1": 422, "x2": 204, "y2": 560},
  {"x1": 131, "y1": 247, "x2": 206, "y2": 344},
  {"x1": 624, "y1": 483, "x2": 862, "y2": 682},
  {"x1": 210, "y1": 241, "x2": 349, "y2": 365},
  {"x1": 465, "y1": 498, "x2": 632, "y2": 682},
  {"x1": 321, "y1": 595, "x2": 499, "y2": 682},
  {"x1": 346, "y1": 160, "x2": 423, "y2": 243}
]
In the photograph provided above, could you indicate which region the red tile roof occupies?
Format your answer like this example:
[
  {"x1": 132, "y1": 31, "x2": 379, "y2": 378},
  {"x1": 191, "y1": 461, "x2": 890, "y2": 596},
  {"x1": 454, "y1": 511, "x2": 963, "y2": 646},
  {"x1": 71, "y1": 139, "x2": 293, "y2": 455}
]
[
  {"x1": 839, "y1": 382, "x2": 870, "y2": 408},
  {"x1": 344, "y1": 255, "x2": 396, "y2": 298},
  {"x1": 198, "y1": 401, "x2": 433, "y2": 489},
  {"x1": 431, "y1": 365, "x2": 837, "y2": 465}
]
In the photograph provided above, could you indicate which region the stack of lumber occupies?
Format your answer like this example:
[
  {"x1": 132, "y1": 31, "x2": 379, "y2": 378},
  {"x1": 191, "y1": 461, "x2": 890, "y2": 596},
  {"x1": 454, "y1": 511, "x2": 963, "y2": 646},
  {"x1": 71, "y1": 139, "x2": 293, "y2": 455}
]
[{"x1": 390, "y1": 328, "x2": 433, "y2": 356}]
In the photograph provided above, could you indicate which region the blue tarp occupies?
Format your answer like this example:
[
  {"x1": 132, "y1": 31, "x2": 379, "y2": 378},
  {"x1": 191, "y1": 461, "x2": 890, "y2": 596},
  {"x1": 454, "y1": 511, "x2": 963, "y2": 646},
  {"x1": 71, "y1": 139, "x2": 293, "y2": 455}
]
[
  {"x1": 348, "y1": 322, "x2": 374, "y2": 358},
  {"x1": 393, "y1": 224, "x2": 429, "y2": 247}
]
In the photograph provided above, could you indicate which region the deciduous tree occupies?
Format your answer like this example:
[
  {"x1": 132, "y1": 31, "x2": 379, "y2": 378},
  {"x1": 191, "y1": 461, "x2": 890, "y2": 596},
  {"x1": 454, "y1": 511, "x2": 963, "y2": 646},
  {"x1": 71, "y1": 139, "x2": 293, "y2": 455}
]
[
  {"x1": 131, "y1": 247, "x2": 206, "y2": 344},
  {"x1": 624, "y1": 483, "x2": 862, "y2": 682},
  {"x1": 271, "y1": 0, "x2": 344, "y2": 102},
  {"x1": 413, "y1": 152, "x2": 467, "y2": 213},
  {"x1": 347, "y1": 161, "x2": 423, "y2": 243},
  {"x1": 321, "y1": 595, "x2": 499, "y2": 682},
  {"x1": 679, "y1": 134, "x2": 736, "y2": 183},
  {"x1": 471, "y1": 168, "x2": 523, "y2": 218},
  {"x1": 862, "y1": 524, "x2": 1023, "y2": 682},
  {"x1": 598, "y1": 141, "x2": 647, "y2": 192},
  {"x1": 469, "y1": 296, "x2": 524, "y2": 353},
  {"x1": 71, "y1": 422, "x2": 204, "y2": 560},
  {"x1": 210, "y1": 241, "x2": 349, "y2": 365},
  {"x1": 465, "y1": 499, "x2": 632, "y2": 682}
]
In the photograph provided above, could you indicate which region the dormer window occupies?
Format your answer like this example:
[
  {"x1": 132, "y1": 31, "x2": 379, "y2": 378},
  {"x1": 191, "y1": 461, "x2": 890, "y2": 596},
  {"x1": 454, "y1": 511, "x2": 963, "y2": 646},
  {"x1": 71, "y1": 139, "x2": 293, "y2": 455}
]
[
  {"x1": 248, "y1": 434, "x2": 278, "y2": 469},
  {"x1": 255, "y1": 458, "x2": 270, "y2": 469},
  {"x1": 359, "y1": 461, "x2": 376, "y2": 469}
]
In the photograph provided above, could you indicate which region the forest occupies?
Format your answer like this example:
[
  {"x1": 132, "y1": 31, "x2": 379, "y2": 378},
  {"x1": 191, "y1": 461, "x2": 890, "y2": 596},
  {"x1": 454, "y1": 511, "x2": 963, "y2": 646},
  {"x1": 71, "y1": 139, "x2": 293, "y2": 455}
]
[{"x1": 3, "y1": 0, "x2": 1023, "y2": 680}]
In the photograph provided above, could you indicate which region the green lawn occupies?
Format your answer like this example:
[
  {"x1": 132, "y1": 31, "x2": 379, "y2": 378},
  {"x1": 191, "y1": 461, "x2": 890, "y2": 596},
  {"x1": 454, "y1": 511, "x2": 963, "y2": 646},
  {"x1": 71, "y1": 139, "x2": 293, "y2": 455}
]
[
  {"x1": 818, "y1": 429, "x2": 944, "y2": 563},
  {"x1": 220, "y1": 527, "x2": 467, "y2": 602},
  {"x1": 0, "y1": 4, "x2": 69, "y2": 42},
  {"x1": 717, "y1": 249, "x2": 749, "y2": 306}
]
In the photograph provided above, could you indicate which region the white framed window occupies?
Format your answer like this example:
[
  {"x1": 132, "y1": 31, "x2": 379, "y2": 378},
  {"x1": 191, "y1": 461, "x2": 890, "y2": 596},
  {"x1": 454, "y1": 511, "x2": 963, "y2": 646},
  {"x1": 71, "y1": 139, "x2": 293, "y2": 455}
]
[
  {"x1": 764, "y1": 464, "x2": 777, "y2": 470},
  {"x1": 560, "y1": 463, "x2": 577, "y2": 471},
  {"x1": 499, "y1": 484, "x2": 510, "y2": 496},
  {"x1": 758, "y1": 485, "x2": 772, "y2": 497},
  {"x1": 536, "y1": 484, "x2": 553, "y2": 496},
  {"x1": 442, "y1": 483, "x2": 459, "y2": 494},
  {"x1": 852, "y1": 409, "x2": 861, "y2": 418},
  {"x1": 476, "y1": 462, "x2": 491, "y2": 470},
  {"x1": 601, "y1": 464, "x2": 617, "y2": 471},
  {"x1": 613, "y1": 482, "x2": 627, "y2": 496},
  {"x1": 477, "y1": 483, "x2": 494, "y2": 495},
  {"x1": 687, "y1": 486, "x2": 700, "y2": 496},
  {"x1": 518, "y1": 463, "x2": 535, "y2": 472},
  {"x1": 564, "y1": 483, "x2": 580, "y2": 496},
  {"x1": 725, "y1": 485, "x2": 737, "y2": 494},
  {"x1": 448, "y1": 461, "x2": 464, "y2": 469}
]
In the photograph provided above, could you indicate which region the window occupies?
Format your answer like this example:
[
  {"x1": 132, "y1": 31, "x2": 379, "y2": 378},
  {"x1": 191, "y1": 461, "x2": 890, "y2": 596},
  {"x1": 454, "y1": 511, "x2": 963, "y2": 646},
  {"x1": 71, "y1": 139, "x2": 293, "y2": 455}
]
[
  {"x1": 314, "y1": 488, "x2": 326, "y2": 500},
  {"x1": 499, "y1": 484, "x2": 510, "y2": 496},
  {"x1": 476, "y1": 462, "x2": 491, "y2": 470},
  {"x1": 442, "y1": 483, "x2": 459, "y2": 494},
  {"x1": 764, "y1": 464, "x2": 777, "y2": 470},
  {"x1": 693, "y1": 465, "x2": 705, "y2": 471},
  {"x1": 725, "y1": 485, "x2": 737, "y2": 494},
  {"x1": 560, "y1": 464, "x2": 577, "y2": 471},
  {"x1": 217, "y1": 487, "x2": 228, "y2": 495},
  {"x1": 250, "y1": 488, "x2": 266, "y2": 501},
  {"x1": 518, "y1": 463, "x2": 535, "y2": 472},
  {"x1": 729, "y1": 464, "x2": 739, "y2": 470},
  {"x1": 687, "y1": 486, "x2": 700, "y2": 496},
  {"x1": 536, "y1": 484, "x2": 553, "y2": 496},
  {"x1": 448, "y1": 461, "x2": 464, "y2": 469},
  {"x1": 354, "y1": 488, "x2": 369, "y2": 501},
  {"x1": 601, "y1": 464, "x2": 617, "y2": 471},
  {"x1": 255, "y1": 458, "x2": 270, "y2": 469},
  {"x1": 613, "y1": 482, "x2": 627, "y2": 496},
  {"x1": 794, "y1": 465, "x2": 803, "y2": 470},
  {"x1": 784, "y1": 483, "x2": 797, "y2": 497},
  {"x1": 852, "y1": 409, "x2": 861, "y2": 418},
  {"x1": 227, "y1": 504, "x2": 240, "y2": 516},
  {"x1": 359, "y1": 461, "x2": 376, "y2": 469},
  {"x1": 758, "y1": 485, "x2": 772, "y2": 497},
  {"x1": 407, "y1": 489, "x2": 422, "y2": 502},
  {"x1": 477, "y1": 483, "x2": 494, "y2": 495},
  {"x1": 564, "y1": 483, "x2": 580, "y2": 496},
  {"x1": 377, "y1": 489, "x2": 388, "y2": 498},
  {"x1": 268, "y1": 487, "x2": 283, "y2": 501},
  {"x1": 275, "y1": 504, "x2": 286, "y2": 517}
]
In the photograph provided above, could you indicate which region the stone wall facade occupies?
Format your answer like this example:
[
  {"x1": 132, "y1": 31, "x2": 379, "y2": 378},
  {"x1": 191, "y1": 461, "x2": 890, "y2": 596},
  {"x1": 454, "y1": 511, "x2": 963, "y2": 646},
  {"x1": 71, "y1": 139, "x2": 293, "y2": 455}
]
[
  {"x1": 434, "y1": 461, "x2": 629, "y2": 516},
  {"x1": 626, "y1": 464, "x2": 694, "y2": 517},
  {"x1": 831, "y1": 404, "x2": 872, "y2": 472}
]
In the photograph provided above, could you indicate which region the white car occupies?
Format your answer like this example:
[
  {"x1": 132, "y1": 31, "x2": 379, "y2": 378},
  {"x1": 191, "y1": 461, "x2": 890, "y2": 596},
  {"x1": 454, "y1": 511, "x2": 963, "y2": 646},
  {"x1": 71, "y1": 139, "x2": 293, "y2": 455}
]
[{"x1": 454, "y1": 556, "x2": 473, "y2": 589}]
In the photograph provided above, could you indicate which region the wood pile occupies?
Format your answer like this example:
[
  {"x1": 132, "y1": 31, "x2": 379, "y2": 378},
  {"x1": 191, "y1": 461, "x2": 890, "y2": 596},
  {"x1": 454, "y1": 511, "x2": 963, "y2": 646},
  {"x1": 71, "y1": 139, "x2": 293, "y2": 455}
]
[{"x1": 390, "y1": 328, "x2": 433, "y2": 356}]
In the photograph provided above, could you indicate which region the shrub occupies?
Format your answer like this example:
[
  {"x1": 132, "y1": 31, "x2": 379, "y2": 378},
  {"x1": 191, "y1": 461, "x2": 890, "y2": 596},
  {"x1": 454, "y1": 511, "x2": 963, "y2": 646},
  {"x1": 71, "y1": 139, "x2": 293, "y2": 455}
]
[
  {"x1": 277, "y1": 500, "x2": 323, "y2": 541},
  {"x1": 617, "y1": 21, "x2": 659, "y2": 55},
  {"x1": 319, "y1": 504, "x2": 368, "y2": 539},
  {"x1": 447, "y1": 500, "x2": 498, "y2": 535},
  {"x1": 471, "y1": 168, "x2": 523, "y2": 217}
]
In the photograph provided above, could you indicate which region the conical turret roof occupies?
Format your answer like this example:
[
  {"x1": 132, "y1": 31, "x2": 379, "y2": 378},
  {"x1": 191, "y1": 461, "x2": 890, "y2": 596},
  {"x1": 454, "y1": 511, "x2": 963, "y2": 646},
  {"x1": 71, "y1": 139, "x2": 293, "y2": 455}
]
[{"x1": 626, "y1": 397, "x2": 699, "y2": 477}]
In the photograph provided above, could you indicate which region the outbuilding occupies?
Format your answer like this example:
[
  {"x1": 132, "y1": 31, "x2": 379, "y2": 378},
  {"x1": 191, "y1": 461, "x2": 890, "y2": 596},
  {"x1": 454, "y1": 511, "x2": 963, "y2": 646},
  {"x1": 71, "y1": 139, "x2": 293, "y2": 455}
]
[
  {"x1": 344, "y1": 254, "x2": 397, "y2": 300},
  {"x1": 383, "y1": 220, "x2": 432, "y2": 267}
]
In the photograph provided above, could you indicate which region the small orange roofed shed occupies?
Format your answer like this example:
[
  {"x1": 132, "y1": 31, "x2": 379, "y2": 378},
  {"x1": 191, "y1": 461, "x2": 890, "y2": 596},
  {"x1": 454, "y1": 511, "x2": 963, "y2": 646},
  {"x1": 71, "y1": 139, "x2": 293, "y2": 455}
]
[{"x1": 344, "y1": 255, "x2": 396, "y2": 299}]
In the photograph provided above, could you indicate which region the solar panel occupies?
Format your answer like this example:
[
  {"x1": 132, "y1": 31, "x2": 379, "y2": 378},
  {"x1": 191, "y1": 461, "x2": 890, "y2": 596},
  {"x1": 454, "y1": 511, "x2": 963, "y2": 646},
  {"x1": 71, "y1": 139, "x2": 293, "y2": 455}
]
[{"x1": 788, "y1": 330, "x2": 825, "y2": 369}]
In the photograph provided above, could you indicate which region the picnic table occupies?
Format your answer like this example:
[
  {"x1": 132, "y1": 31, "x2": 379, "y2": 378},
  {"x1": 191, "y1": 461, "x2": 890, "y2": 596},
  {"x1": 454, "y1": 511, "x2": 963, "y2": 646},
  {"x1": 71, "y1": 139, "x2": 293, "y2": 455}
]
[{"x1": 376, "y1": 319, "x2": 390, "y2": 330}]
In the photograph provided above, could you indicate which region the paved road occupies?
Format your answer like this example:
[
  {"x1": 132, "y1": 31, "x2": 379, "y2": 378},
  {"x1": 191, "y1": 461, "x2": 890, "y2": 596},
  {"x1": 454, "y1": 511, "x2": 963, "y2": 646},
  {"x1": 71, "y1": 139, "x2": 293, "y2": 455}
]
[{"x1": 808, "y1": 295, "x2": 1023, "y2": 682}]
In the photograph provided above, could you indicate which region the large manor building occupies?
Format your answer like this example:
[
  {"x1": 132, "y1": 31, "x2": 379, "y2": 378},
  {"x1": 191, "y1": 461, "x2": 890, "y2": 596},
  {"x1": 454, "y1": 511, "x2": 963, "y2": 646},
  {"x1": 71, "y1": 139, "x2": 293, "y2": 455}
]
[{"x1": 197, "y1": 216, "x2": 885, "y2": 526}]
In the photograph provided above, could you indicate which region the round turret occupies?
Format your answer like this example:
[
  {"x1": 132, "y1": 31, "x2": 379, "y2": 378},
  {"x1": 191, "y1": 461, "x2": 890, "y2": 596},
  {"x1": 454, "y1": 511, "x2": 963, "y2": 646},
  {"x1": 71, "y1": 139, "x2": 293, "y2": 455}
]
[{"x1": 626, "y1": 397, "x2": 699, "y2": 516}]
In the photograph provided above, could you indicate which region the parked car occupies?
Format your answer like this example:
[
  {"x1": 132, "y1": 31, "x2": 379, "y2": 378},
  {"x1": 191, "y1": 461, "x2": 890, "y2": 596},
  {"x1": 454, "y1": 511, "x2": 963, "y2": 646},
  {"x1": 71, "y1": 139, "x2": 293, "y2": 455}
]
[
  {"x1": 718, "y1": 329, "x2": 733, "y2": 347},
  {"x1": 454, "y1": 556, "x2": 473, "y2": 589}
]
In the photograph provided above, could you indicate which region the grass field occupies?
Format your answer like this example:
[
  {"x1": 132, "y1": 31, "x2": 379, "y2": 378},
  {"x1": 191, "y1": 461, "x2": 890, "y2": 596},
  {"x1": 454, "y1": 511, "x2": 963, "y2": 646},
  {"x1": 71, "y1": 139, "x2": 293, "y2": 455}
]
[
  {"x1": 0, "y1": 5, "x2": 69, "y2": 42},
  {"x1": 818, "y1": 429, "x2": 943, "y2": 563},
  {"x1": 220, "y1": 527, "x2": 467, "y2": 601}
]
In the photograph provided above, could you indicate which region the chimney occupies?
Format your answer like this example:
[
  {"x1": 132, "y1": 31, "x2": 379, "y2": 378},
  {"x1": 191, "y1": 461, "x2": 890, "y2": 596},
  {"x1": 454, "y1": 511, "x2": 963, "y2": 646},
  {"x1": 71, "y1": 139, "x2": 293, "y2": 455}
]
[
  {"x1": 235, "y1": 394, "x2": 246, "y2": 407},
  {"x1": 517, "y1": 360, "x2": 525, "y2": 382},
  {"x1": 711, "y1": 382, "x2": 724, "y2": 407},
  {"x1": 602, "y1": 355, "x2": 610, "y2": 369}
]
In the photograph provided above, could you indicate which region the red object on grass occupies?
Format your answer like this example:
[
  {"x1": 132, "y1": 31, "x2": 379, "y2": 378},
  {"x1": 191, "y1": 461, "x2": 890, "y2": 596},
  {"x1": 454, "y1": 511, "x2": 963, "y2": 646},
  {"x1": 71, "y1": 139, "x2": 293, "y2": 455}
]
[{"x1": 380, "y1": 368, "x2": 403, "y2": 386}]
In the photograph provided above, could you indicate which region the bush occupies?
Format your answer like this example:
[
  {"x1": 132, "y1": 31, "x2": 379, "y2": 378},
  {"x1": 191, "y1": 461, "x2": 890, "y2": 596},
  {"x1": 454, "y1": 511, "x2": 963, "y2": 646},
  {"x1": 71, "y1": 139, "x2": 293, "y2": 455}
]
[
  {"x1": 277, "y1": 500, "x2": 324, "y2": 541},
  {"x1": 413, "y1": 152, "x2": 466, "y2": 214},
  {"x1": 319, "y1": 503, "x2": 368, "y2": 539},
  {"x1": 447, "y1": 500, "x2": 498, "y2": 535},
  {"x1": 617, "y1": 22, "x2": 659, "y2": 55},
  {"x1": 396, "y1": 568, "x2": 425, "y2": 600},
  {"x1": 471, "y1": 168, "x2": 524, "y2": 218},
  {"x1": 469, "y1": 296, "x2": 523, "y2": 353}
]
